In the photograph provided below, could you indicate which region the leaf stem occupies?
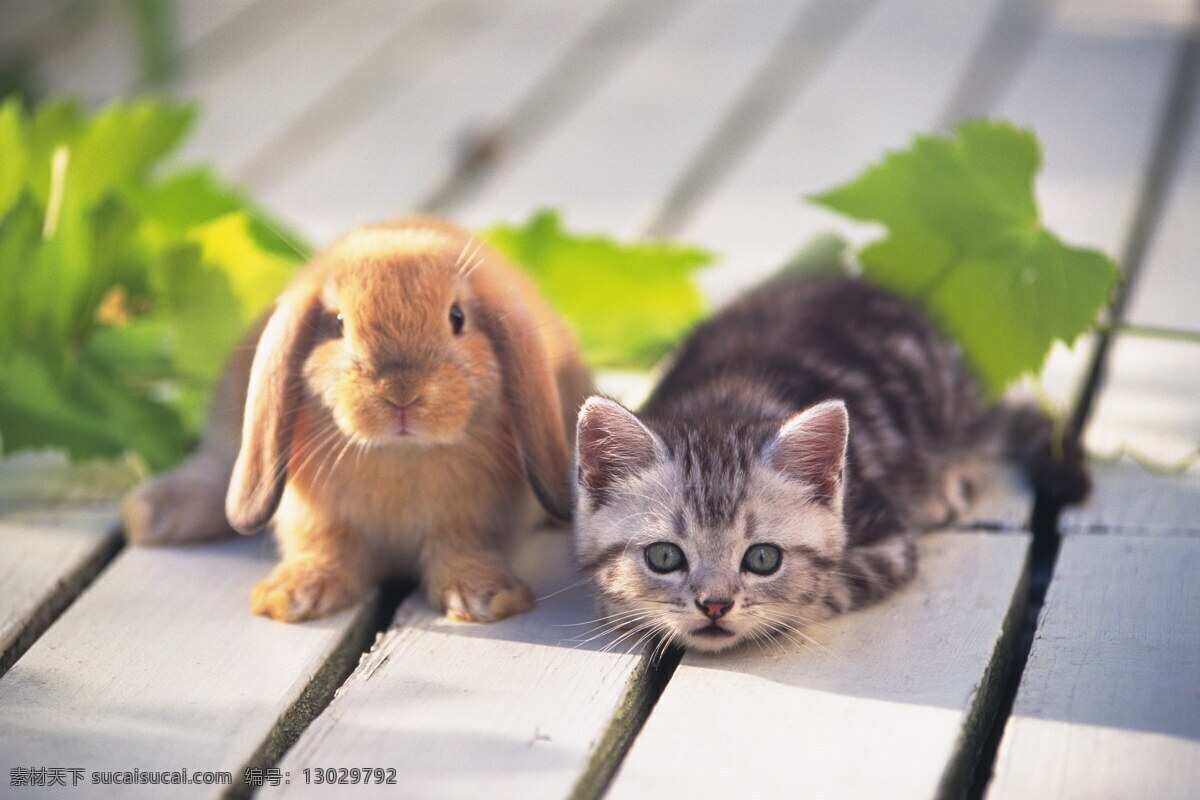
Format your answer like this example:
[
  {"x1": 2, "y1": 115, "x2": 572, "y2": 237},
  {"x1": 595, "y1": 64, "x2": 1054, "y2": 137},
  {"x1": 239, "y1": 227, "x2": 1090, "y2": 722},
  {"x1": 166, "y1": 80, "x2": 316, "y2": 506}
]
[
  {"x1": 1099, "y1": 321, "x2": 1200, "y2": 345},
  {"x1": 43, "y1": 145, "x2": 70, "y2": 240}
]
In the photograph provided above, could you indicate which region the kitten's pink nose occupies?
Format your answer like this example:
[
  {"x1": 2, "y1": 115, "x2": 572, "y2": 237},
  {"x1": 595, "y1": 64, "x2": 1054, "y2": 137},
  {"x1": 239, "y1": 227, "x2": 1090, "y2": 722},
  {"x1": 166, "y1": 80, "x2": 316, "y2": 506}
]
[{"x1": 697, "y1": 599, "x2": 733, "y2": 619}]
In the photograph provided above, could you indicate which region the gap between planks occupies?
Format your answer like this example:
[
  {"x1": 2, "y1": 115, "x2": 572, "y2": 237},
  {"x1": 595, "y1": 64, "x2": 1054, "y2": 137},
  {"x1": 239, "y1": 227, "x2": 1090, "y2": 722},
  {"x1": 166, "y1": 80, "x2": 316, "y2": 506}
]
[
  {"x1": 0, "y1": 508, "x2": 123, "y2": 679},
  {"x1": 968, "y1": 5, "x2": 1200, "y2": 796}
]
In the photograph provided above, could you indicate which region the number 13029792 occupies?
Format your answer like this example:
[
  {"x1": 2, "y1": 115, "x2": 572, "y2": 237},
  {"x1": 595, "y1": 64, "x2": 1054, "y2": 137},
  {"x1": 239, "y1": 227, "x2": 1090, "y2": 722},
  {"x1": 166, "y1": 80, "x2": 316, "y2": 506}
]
[{"x1": 302, "y1": 768, "x2": 397, "y2": 785}]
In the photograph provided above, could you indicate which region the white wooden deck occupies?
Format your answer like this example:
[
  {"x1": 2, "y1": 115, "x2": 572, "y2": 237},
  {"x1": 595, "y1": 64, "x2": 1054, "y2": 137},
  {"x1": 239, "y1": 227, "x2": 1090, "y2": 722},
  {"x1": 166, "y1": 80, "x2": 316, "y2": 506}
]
[{"x1": 1, "y1": 1, "x2": 1198, "y2": 798}]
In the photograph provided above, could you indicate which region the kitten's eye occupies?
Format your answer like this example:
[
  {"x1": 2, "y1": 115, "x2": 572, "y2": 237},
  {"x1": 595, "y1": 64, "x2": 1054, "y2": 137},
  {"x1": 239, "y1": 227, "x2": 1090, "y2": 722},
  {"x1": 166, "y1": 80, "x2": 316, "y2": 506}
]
[
  {"x1": 321, "y1": 310, "x2": 345, "y2": 338},
  {"x1": 449, "y1": 304, "x2": 465, "y2": 335},
  {"x1": 645, "y1": 542, "x2": 686, "y2": 573},
  {"x1": 742, "y1": 544, "x2": 781, "y2": 575}
]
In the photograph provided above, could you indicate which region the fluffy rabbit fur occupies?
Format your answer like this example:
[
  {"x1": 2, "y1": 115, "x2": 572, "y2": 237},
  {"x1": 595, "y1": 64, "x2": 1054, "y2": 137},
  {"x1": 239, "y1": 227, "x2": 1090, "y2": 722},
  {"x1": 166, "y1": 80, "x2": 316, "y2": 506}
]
[{"x1": 122, "y1": 216, "x2": 590, "y2": 623}]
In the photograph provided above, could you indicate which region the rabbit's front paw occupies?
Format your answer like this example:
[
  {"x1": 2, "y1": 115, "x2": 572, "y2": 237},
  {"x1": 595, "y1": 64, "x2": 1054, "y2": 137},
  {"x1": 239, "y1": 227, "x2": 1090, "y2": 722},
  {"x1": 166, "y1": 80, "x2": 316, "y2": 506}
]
[
  {"x1": 252, "y1": 558, "x2": 365, "y2": 622},
  {"x1": 430, "y1": 563, "x2": 534, "y2": 623}
]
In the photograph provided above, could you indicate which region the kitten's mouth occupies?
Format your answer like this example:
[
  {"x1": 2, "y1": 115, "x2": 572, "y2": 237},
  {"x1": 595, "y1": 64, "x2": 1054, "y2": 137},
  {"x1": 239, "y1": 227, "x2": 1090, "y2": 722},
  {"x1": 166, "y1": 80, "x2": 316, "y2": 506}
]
[{"x1": 691, "y1": 624, "x2": 735, "y2": 639}]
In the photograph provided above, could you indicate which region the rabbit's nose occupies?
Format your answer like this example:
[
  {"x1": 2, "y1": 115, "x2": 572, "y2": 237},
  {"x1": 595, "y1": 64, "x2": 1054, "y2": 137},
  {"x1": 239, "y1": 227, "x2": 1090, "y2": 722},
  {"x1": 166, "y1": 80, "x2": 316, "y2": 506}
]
[
  {"x1": 375, "y1": 373, "x2": 424, "y2": 408},
  {"x1": 380, "y1": 396, "x2": 422, "y2": 412}
]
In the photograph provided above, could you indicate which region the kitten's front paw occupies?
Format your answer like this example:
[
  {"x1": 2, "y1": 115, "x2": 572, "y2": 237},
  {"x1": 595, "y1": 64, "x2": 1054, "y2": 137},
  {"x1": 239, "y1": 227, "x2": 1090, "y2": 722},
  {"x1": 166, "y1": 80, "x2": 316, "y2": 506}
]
[
  {"x1": 252, "y1": 559, "x2": 365, "y2": 622},
  {"x1": 430, "y1": 566, "x2": 535, "y2": 623}
]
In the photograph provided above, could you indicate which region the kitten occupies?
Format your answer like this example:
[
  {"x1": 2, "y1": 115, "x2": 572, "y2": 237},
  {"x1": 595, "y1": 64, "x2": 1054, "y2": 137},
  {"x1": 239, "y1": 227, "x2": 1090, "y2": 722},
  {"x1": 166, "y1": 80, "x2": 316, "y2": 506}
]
[{"x1": 573, "y1": 274, "x2": 1087, "y2": 653}]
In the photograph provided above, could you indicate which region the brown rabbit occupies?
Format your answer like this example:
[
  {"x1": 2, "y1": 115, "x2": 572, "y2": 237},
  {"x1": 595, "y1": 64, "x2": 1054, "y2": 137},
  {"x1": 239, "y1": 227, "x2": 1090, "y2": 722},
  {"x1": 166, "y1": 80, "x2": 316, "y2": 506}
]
[{"x1": 122, "y1": 216, "x2": 590, "y2": 623}]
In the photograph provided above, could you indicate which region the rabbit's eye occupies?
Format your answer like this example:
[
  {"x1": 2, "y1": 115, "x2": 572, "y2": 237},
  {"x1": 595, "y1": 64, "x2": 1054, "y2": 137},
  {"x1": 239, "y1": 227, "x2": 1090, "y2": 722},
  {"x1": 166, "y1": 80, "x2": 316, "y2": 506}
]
[
  {"x1": 320, "y1": 310, "x2": 344, "y2": 339},
  {"x1": 449, "y1": 304, "x2": 465, "y2": 335}
]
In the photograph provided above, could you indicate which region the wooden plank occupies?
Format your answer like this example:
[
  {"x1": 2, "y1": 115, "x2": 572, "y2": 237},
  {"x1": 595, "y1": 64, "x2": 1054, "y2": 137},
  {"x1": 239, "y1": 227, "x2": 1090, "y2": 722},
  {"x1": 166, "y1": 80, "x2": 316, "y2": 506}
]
[
  {"x1": 1064, "y1": 343, "x2": 1199, "y2": 536},
  {"x1": 29, "y1": 0, "x2": 133, "y2": 104},
  {"x1": 1122, "y1": 5, "x2": 1200, "y2": 332},
  {"x1": 173, "y1": 0, "x2": 438, "y2": 178},
  {"x1": 992, "y1": 0, "x2": 1189, "y2": 257},
  {"x1": 254, "y1": 0, "x2": 628, "y2": 246},
  {"x1": 1060, "y1": 458, "x2": 1200, "y2": 535},
  {"x1": 174, "y1": 0, "x2": 266, "y2": 48},
  {"x1": 0, "y1": 535, "x2": 376, "y2": 799},
  {"x1": 261, "y1": 528, "x2": 647, "y2": 800},
  {"x1": 0, "y1": 452, "x2": 140, "y2": 674},
  {"x1": 453, "y1": 0, "x2": 827, "y2": 238},
  {"x1": 987, "y1": 535, "x2": 1200, "y2": 800},
  {"x1": 0, "y1": 508, "x2": 119, "y2": 676},
  {"x1": 677, "y1": 0, "x2": 1005, "y2": 306},
  {"x1": 0, "y1": 0, "x2": 57, "y2": 55},
  {"x1": 1085, "y1": 335, "x2": 1200, "y2": 466},
  {"x1": 30, "y1": 0, "x2": 310, "y2": 106},
  {"x1": 608, "y1": 532, "x2": 1031, "y2": 800}
]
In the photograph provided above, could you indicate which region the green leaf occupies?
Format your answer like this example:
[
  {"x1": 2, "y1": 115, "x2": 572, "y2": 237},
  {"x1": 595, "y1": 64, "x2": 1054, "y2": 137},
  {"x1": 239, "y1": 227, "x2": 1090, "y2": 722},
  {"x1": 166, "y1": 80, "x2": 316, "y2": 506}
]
[
  {"x1": 186, "y1": 212, "x2": 294, "y2": 329},
  {"x1": 135, "y1": 168, "x2": 246, "y2": 231},
  {"x1": 809, "y1": 119, "x2": 1119, "y2": 395},
  {"x1": 152, "y1": 212, "x2": 293, "y2": 430},
  {"x1": 135, "y1": 167, "x2": 312, "y2": 260},
  {"x1": 0, "y1": 95, "x2": 303, "y2": 470},
  {"x1": 0, "y1": 193, "x2": 43, "y2": 355},
  {"x1": 70, "y1": 97, "x2": 195, "y2": 207},
  {"x1": 0, "y1": 345, "x2": 189, "y2": 470},
  {"x1": 22, "y1": 98, "x2": 84, "y2": 203},
  {"x1": 0, "y1": 97, "x2": 28, "y2": 214},
  {"x1": 484, "y1": 210, "x2": 710, "y2": 368}
]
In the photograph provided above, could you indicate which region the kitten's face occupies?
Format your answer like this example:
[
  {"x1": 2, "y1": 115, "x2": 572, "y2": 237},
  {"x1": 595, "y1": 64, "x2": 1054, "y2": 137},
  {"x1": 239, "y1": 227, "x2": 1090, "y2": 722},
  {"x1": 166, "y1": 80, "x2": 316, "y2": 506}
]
[{"x1": 574, "y1": 398, "x2": 849, "y2": 653}]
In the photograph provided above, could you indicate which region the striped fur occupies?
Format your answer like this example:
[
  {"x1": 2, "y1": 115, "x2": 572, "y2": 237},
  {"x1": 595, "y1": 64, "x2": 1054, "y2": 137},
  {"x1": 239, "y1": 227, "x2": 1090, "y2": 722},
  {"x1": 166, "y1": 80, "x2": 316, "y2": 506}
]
[{"x1": 574, "y1": 275, "x2": 1086, "y2": 653}]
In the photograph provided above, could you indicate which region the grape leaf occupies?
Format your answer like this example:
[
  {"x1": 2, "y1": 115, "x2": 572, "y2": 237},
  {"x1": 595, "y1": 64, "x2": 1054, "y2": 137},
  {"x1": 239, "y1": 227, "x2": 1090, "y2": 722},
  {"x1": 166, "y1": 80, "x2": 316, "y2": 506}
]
[
  {"x1": 0, "y1": 99, "x2": 27, "y2": 213},
  {"x1": 154, "y1": 213, "x2": 293, "y2": 428},
  {"x1": 809, "y1": 119, "x2": 1118, "y2": 396},
  {"x1": 0, "y1": 95, "x2": 303, "y2": 469},
  {"x1": 484, "y1": 210, "x2": 710, "y2": 368},
  {"x1": 0, "y1": 345, "x2": 188, "y2": 469}
]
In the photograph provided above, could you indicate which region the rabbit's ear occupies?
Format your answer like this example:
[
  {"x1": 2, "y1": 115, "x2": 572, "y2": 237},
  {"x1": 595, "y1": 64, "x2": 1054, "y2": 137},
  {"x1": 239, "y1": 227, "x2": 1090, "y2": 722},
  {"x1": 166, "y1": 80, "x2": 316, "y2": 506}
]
[
  {"x1": 476, "y1": 291, "x2": 575, "y2": 523},
  {"x1": 225, "y1": 290, "x2": 322, "y2": 534}
]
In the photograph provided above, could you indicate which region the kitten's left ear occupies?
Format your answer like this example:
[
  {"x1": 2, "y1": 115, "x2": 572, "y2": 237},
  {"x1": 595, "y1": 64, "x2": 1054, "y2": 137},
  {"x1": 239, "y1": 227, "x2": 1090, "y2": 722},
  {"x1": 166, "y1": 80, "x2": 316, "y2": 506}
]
[{"x1": 766, "y1": 400, "x2": 849, "y2": 507}]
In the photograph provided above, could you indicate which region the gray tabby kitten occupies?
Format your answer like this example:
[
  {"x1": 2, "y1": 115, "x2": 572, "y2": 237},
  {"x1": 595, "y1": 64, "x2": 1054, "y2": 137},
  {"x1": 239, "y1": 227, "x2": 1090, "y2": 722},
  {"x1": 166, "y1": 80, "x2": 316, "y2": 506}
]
[{"x1": 573, "y1": 275, "x2": 1087, "y2": 653}]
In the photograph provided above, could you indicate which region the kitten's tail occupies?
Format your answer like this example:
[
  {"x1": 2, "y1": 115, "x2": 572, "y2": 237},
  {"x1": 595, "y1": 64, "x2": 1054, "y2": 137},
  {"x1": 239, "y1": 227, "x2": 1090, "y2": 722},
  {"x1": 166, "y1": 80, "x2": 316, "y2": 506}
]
[{"x1": 992, "y1": 399, "x2": 1091, "y2": 506}]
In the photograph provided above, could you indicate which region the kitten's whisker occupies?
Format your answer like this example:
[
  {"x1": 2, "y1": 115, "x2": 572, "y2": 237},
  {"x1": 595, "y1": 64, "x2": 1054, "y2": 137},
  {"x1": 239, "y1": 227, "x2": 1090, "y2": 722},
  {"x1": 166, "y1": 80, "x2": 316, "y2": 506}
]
[
  {"x1": 761, "y1": 607, "x2": 838, "y2": 632},
  {"x1": 569, "y1": 615, "x2": 650, "y2": 645},
  {"x1": 752, "y1": 608, "x2": 836, "y2": 654},
  {"x1": 599, "y1": 620, "x2": 657, "y2": 654},
  {"x1": 604, "y1": 610, "x2": 673, "y2": 653},
  {"x1": 630, "y1": 621, "x2": 669, "y2": 657},
  {"x1": 564, "y1": 609, "x2": 657, "y2": 638},
  {"x1": 825, "y1": 569, "x2": 892, "y2": 586},
  {"x1": 764, "y1": 617, "x2": 840, "y2": 661},
  {"x1": 566, "y1": 608, "x2": 653, "y2": 627},
  {"x1": 537, "y1": 577, "x2": 591, "y2": 603},
  {"x1": 572, "y1": 608, "x2": 667, "y2": 648}
]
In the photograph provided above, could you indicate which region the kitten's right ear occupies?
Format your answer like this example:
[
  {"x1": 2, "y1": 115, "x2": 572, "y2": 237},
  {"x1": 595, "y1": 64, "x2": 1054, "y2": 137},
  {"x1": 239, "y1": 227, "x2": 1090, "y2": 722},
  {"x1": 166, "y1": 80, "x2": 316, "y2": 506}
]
[
  {"x1": 575, "y1": 397, "x2": 664, "y2": 507},
  {"x1": 767, "y1": 399, "x2": 849, "y2": 508}
]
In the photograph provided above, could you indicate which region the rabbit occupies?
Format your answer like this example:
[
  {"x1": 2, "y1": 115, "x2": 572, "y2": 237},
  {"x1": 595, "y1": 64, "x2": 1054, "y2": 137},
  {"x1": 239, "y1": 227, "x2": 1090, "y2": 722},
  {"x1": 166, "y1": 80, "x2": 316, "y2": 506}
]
[{"x1": 121, "y1": 216, "x2": 591, "y2": 623}]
